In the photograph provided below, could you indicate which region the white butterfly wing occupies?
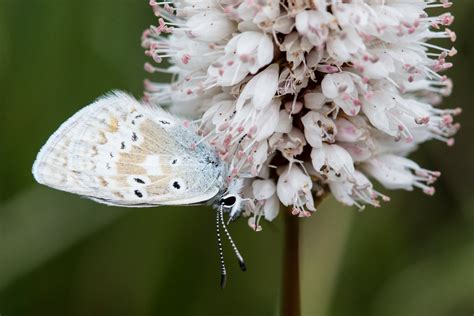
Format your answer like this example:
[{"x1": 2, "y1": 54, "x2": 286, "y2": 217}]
[{"x1": 33, "y1": 91, "x2": 225, "y2": 207}]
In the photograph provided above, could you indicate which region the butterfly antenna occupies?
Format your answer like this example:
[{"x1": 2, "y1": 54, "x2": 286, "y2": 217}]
[
  {"x1": 219, "y1": 205, "x2": 247, "y2": 272},
  {"x1": 216, "y1": 208, "x2": 227, "y2": 289}
]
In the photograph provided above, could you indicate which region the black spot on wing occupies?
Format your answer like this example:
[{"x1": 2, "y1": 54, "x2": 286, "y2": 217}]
[
  {"x1": 134, "y1": 190, "x2": 143, "y2": 198},
  {"x1": 134, "y1": 178, "x2": 145, "y2": 184}
]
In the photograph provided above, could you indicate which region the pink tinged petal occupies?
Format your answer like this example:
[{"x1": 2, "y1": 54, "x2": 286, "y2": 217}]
[
  {"x1": 295, "y1": 10, "x2": 309, "y2": 34},
  {"x1": 361, "y1": 92, "x2": 397, "y2": 136},
  {"x1": 276, "y1": 110, "x2": 292, "y2": 133},
  {"x1": 295, "y1": 10, "x2": 333, "y2": 47},
  {"x1": 339, "y1": 142, "x2": 372, "y2": 162},
  {"x1": 310, "y1": 147, "x2": 325, "y2": 170},
  {"x1": 361, "y1": 155, "x2": 439, "y2": 195},
  {"x1": 321, "y1": 75, "x2": 342, "y2": 98},
  {"x1": 301, "y1": 111, "x2": 323, "y2": 148},
  {"x1": 301, "y1": 111, "x2": 337, "y2": 148},
  {"x1": 182, "y1": 0, "x2": 219, "y2": 9},
  {"x1": 328, "y1": 170, "x2": 382, "y2": 208},
  {"x1": 236, "y1": 3, "x2": 255, "y2": 21},
  {"x1": 335, "y1": 118, "x2": 365, "y2": 143},
  {"x1": 252, "y1": 179, "x2": 276, "y2": 200},
  {"x1": 306, "y1": 49, "x2": 324, "y2": 68},
  {"x1": 224, "y1": 33, "x2": 240, "y2": 54},
  {"x1": 362, "y1": 156, "x2": 416, "y2": 191},
  {"x1": 274, "y1": 15, "x2": 294, "y2": 34},
  {"x1": 328, "y1": 181, "x2": 355, "y2": 206},
  {"x1": 257, "y1": 35, "x2": 274, "y2": 69},
  {"x1": 327, "y1": 36, "x2": 350, "y2": 61},
  {"x1": 235, "y1": 64, "x2": 279, "y2": 111},
  {"x1": 327, "y1": 28, "x2": 364, "y2": 61},
  {"x1": 271, "y1": 127, "x2": 306, "y2": 160},
  {"x1": 276, "y1": 175, "x2": 294, "y2": 207},
  {"x1": 277, "y1": 165, "x2": 313, "y2": 208},
  {"x1": 362, "y1": 54, "x2": 395, "y2": 79},
  {"x1": 207, "y1": 100, "x2": 235, "y2": 126},
  {"x1": 230, "y1": 31, "x2": 273, "y2": 74},
  {"x1": 304, "y1": 91, "x2": 326, "y2": 110},
  {"x1": 284, "y1": 101, "x2": 303, "y2": 114},
  {"x1": 287, "y1": 128, "x2": 306, "y2": 146},
  {"x1": 255, "y1": 100, "x2": 280, "y2": 141},
  {"x1": 324, "y1": 144, "x2": 355, "y2": 175},
  {"x1": 321, "y1": 73, "x2": 355, "y2": 99},
  {"x1": 311, "y1": 144, "x2": 355, "y2": 181},
  {"x1": 236, "y1": 31, "x2": 263, "y2": 56},
  {"x1": 186, "y1": 10, "x2": 236, "y2": 42},
  {"x1": 263, "y1": 194, "x2": 280, "y2": 221},
  {"x1": 207, "y1": 55, "x2": 249, "y2": 86},
  {"x1": 252, "y1": 141, "x2": 269, "y2": 166}
]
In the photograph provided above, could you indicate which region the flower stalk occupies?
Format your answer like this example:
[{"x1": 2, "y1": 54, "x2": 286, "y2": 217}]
[
  {"x1": 282, "y1": 207, "x2": 301, "y2": 316},
  {"x1": 281, "y1": 195, "x2": 325, "y2": 316}
]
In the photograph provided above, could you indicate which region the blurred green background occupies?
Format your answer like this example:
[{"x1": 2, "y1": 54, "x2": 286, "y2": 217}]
[{"x1": 0, "y1": 1, "x2": 473, "y2": 315}]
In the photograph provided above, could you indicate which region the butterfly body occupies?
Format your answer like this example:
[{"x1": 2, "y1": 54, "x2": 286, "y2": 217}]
[{"x1": 33, "y1": 91, "x2": 228, "y2": 207}]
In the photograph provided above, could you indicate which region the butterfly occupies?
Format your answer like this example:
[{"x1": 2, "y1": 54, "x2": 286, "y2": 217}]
[{"x1": 32, "y1": 91, "x2": 246, "y2": 287}]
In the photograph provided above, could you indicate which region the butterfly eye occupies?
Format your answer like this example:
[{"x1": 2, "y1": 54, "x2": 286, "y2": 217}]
[{"x1": 221, "y1": 196, "x2": 237, "y2": 208}]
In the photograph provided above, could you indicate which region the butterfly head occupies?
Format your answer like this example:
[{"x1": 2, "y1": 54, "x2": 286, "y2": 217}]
[
  {"x1": 219, "y1": 193, "x2": 242, "y2": 222},
  {"x1": 215, "y1": 178, "x2": 245, "y2": 222}
]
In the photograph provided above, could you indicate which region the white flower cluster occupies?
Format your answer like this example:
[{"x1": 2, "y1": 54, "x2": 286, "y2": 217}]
[{"x1": 142, "y1": 0, "x2": 460, "y2": 230}]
